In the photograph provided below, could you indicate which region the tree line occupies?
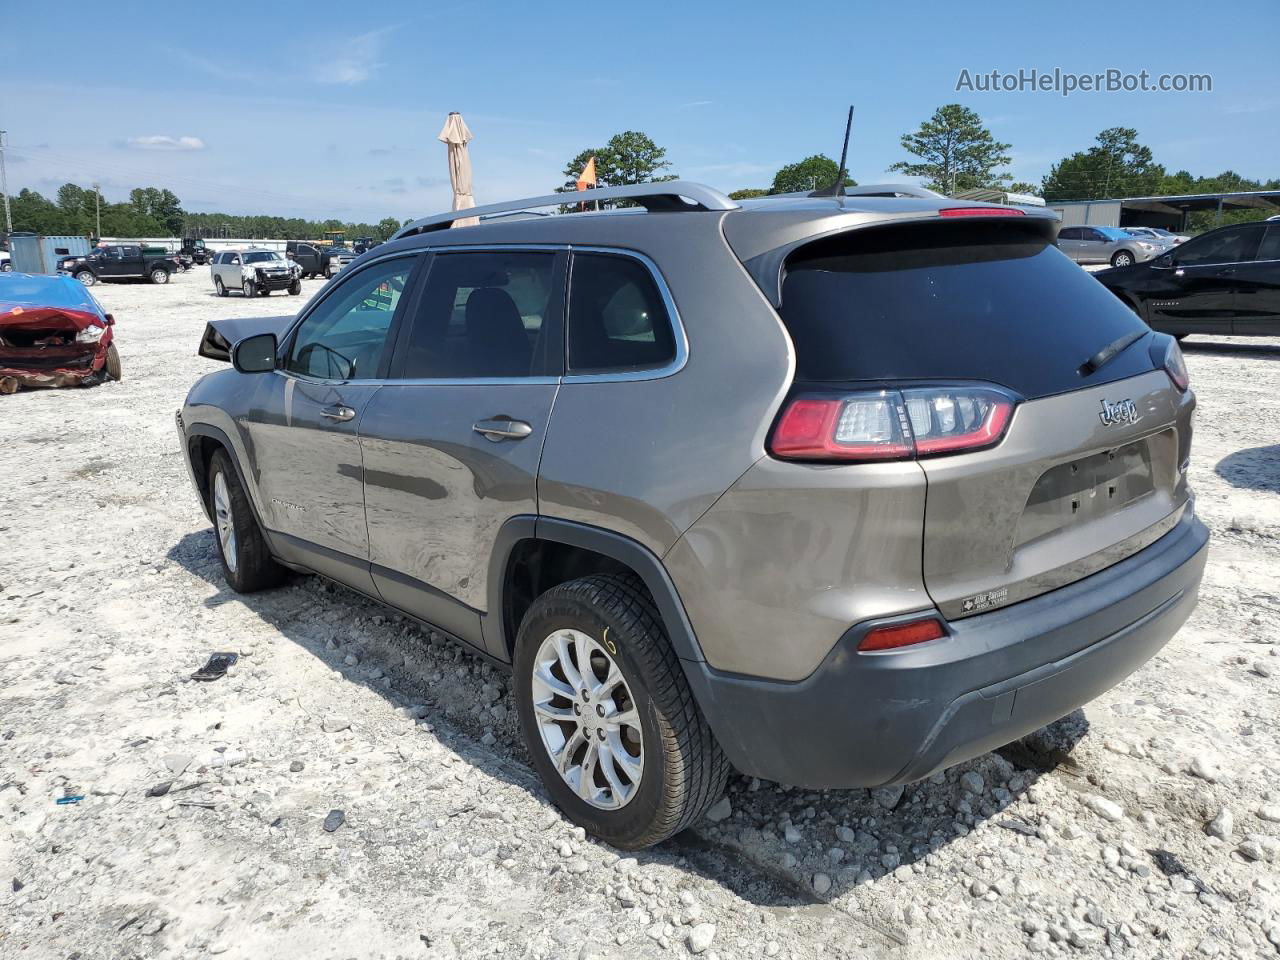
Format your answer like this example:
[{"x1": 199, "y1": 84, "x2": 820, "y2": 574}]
[
  {"x1": 4, "y1": 184, "x2": 404, "y2": 242},
  {"x1": 557, "y1": 109, "x2": 1279, "y2": 232}
]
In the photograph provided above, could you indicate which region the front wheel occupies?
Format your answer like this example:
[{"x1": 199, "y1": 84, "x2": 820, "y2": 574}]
[
  {"x1": 242, "y1": 280, "x2": 256, "y2": 298},
  {"x1": 207, "y1": 449, "x2": 286, "y2": 593},
  {"x1": 323, "y1": 266, "x2": 332, "y2": 280},
  {"x1": 1111, "y1": 251, "x2": 1134, "y2": 268},
  {"x1": 150, "y1": 267, "x2": 170, "y2": 284},
  {"x1": 289, "y1": 280, "x2": 301, "y2": 296},
  {"x1": 513, "y1": 574, "x2": 728, "y2": 849},
  {"x1": 104, "y1": 343, "x2": 122, "y2": 381},
  {"x1": 75, "y1": 270, "x2": 96, "y2": 286}
]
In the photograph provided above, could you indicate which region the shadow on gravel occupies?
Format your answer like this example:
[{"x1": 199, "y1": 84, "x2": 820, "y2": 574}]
[
  {"x1": 1215, "y1": 444, "x2": 1280, "y2": 494},
  {"x1": 165, "y1": 528, "x2": 1090, "y2": 918},
  {"x1": 1180, "y1": 338, "x2": 1280, "y2": 360}
]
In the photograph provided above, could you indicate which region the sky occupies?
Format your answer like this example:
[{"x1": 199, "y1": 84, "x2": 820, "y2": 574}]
[{"x1": 3, "y1": 0, "x2": 1278, "y2": 223}]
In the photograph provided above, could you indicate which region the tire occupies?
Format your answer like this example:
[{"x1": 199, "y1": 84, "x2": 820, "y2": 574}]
[
  {"x1": 75, "y1": 270, "x2": 96, "y2": 286},
  {"x1": 242, "y1": 280, "x2": 256, "y2": 298},
  {"x1": 289, "y1": 280, "x2": 301, "y2": 296},
  {"x1": 104, "y1": 343, "x2": 122, "y2": 382},
  {"x1": 150, "y1": 267, "x2": 170, "y2": 284},
  {"x1": 513, "y1": 573, "x2": 728, "y2": 849},
  {"x1": 207, "y1": 448, "x2": 286, "y2": 593},
  {"x1": 214, "y1": 276, "x2": 227, "y2": 297},
  {"x1": 0, "y1": 261, "x2": 11, "y2": 272},
  {"x1": 323, "y1": 266, "x2": 332, "y2": 280},
  {"x1": 1111, "y1": 251, "x2": 1134, "y2": 268}
]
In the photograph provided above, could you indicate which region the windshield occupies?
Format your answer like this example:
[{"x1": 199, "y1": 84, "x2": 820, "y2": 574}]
[
  {"x1": 243, "y1": 252, "x2": 282, "y2": 264},
  {"x1": 327, "y1": 248, "x2": 350, "y2": 255},
  {"x1": 777, "y1": 220, "x2": 1154, "y2": 400},
  {"x1": 1, "y1": 275, "x2": 100, "y2": 312}
]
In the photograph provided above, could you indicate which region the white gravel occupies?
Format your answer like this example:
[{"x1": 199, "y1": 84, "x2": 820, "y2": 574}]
[{"x1": 2, "y1": 270, "x2": 1279, "y2": 959}]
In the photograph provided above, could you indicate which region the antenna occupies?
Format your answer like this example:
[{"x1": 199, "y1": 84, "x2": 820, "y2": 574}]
[{"x1": 811, "y1": 106, "x2": 853, "y2": 198}]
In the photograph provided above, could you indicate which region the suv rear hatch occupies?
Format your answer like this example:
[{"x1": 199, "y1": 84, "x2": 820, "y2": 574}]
[{"x1": 744, "y1": 215, "x2": 1194, "y2": 620}]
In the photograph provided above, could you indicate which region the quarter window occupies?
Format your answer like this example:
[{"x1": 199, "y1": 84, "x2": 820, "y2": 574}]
[
  {"x1": 398, "y1": 251, "x2": 558, "y2": 379},
  {"x1": 568, "y1": 253, "x2": 675, "y2": 373},
  {"x1": 285, "y1": 257, "x2": 414, "y2": 380},
  {"x1": 1256, "y1": 226, "x2": 1280, "y2": 262}
]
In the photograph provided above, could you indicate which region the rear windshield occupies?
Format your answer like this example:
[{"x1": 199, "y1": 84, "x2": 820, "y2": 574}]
[{"x1": 778, "y1": 221, "x2": 1153, "y2": 399}]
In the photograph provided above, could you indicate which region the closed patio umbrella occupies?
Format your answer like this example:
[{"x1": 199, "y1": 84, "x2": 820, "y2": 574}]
[{"x1": 439, "y1": 112, "x2": 478, "y2": 228}]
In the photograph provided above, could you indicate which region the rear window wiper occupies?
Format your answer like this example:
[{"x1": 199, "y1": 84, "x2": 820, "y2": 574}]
[{"x1": 1079, "y1": 329, "x2": 1147, "y2": 376}]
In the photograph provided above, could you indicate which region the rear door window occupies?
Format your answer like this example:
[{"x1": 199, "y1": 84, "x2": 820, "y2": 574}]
[
  {"x1": 1258, "y1": 226, "x2": 1280, "y2": 262},
  {"x1": 777, "y1": 220, "x2": 1153, "y2": 400},
  {"x1": 395, "y1": 250, "x2": 561, "y2": 379},
  {"x1": 567, "y1": 253, "x2": 676, "y2": 373}
]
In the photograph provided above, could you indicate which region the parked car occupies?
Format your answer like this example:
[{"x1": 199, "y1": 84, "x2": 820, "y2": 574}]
[
  {"x1": 325, "y1": 246, "x2": 356, "y2": 275},
  {"x1": 1057, "y1": 225, "x2": 1162, "y2": 267},
  {"x1": 1097, "y1": 219, "x2": 1280, "y2": 338},
  {"x1": 0, "y1": 272, "x2": 120, "y2": 392},
  {"x1": 210, "y1": 249, "x2": 302, "y2": 297},
  {"x1": 1123, "y1": 227, "x2": 1175, "y2": 250},
  {"x1": 286, "y1": 241, "x2": 333, "y2": 279},
  {"x1": 177, "y1": 181, "x2": 1207, "y2": 849},
  {"x1": 58, "y1": 244, "x2": 177, "y2": 285},
  {"x1": 1127, "y1": 226, "x2": 1188, "y2": 246}
]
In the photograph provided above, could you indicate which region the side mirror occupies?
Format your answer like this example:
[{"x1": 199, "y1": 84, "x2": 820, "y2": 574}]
[{"x1": 232, "y1": 333, "x2": 277, "y2": 374}]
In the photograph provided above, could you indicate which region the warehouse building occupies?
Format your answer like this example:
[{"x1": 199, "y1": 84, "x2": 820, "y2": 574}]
[{"x1": 1046, "y1": 189, "x2": 1280, "y2": 230}]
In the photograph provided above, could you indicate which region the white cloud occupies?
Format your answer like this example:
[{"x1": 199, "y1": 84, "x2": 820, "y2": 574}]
[
  {"x1": 127, "y1": 135, "x2": 206, "y2": 151},
  {"x1": 319, "y1": 28, "x2": 390, "y2": 86}
]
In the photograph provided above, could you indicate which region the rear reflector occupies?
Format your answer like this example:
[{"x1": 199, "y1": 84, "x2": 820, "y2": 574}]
[
  {"x1": 939, "y1": 207, "x2": 1025, "y2": 217},
  {"x1": 858, "y1": 618, "x2": 946, "y2": 652},
  {"x1": 770, "y1": 386, "x2": 1016, "y2": 463}
]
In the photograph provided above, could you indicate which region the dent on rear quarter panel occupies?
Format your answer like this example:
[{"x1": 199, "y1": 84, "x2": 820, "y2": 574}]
[{"x1": 664, "y1": 457, "x2": 931, "y2": 682}]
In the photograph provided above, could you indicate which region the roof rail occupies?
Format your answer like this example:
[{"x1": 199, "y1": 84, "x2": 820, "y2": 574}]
[{"x1": 393, "y1": 181, "x2": 739, "y2": 239}]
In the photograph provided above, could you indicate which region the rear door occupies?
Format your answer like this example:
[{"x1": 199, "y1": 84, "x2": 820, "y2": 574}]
[
  {"x1": 1057, "y1": 227, "x2": 1084, "y2": 261},
  {"x1": 1229, "y1": 225, "x2": 1280, "y2": 336},
  {"x1": 775, "y1": 218, "x2": 1191, "y2": 621},
  {"x1": 1150, "y1": 224, "x2": 1260, "y2": 336},
  {"x1": 361, "y1": 248, "x2": 565, "y2": 657}
]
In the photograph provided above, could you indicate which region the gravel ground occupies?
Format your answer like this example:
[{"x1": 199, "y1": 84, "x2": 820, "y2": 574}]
[{"x1": 2, "y1": 269, "x2": 1279, "y2": 960}]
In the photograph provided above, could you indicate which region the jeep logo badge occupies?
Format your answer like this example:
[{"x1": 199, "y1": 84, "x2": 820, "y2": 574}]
[{"x1": 1098, "y1": 398, "x2": 1140, "y2": 427}]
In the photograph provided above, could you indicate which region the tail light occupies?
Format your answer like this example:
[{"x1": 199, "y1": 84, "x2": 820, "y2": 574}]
[
  {"x1": 858, "y1": 617, "x2": 946, "y2": 652},
  {"x1": 1154, "y1": 336, "x2": 1190, "y2": 392},
  {"x1": 770, "y1": 386, "x2": 1016, "y2": 463}
]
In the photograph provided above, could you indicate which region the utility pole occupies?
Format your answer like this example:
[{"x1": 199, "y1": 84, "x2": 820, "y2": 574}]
[
  {"x1": 0, "y1": 130, "x2": 13, "y2": 238},
  {"x1": 92, "y1": 181, "x2": 101, "y2": 238}
]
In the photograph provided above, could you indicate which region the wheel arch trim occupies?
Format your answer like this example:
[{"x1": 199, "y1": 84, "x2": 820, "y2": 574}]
[{"x1": 485, "y1": 516, "x2": 707, "y2": 665}]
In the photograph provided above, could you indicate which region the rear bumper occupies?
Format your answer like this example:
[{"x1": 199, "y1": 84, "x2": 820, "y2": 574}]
[{"x1": 683, "y1": 510, "x2": 1209, "y2": 789}]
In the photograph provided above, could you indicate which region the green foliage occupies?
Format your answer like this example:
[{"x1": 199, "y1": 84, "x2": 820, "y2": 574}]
[
  {"x1": 770, "y1": 155, "x2": 852, "y2": 194},
  {"x1": 558, "y1": 131, "x2": 675, "y2": 192},
  {"x1": 889, "y1": 104, "x2": 1011, "y2": 194},
  {"x1": 728, "y1": 188, "x2": 769, "y2": 200},
  {"x1": 1008, "y1": 182, "x2": 1041, "y2": 196},
  {"x1": 1041, "y1": 128, "x2": 1164, "y2": 201}
]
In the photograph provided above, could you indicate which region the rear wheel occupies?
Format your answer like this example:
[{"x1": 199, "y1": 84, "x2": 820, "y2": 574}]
[
  {"x1": 105, "y1": 343, "x2": 122, "y2": 381},
  {"x1": 214, "y1": 276, "x2": 227, "y2": 297},
  {"x1": 1111, "y1": 251, "x2": 1134, "y2": 268},
  {"x1": 75, "y1": 270, "x2": 96, "y2": 286},
  {"x1": 513, "y1": 573, "x2": 728, "y2": 849},
  {"x1": 207, "y1": 449, "x2": 285, "y2": 593},
  {"x1": 150, "y1": 267, "x2": 170, "y2": 284}
]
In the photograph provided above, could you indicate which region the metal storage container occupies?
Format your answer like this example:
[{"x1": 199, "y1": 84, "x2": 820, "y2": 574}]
[{"x1": 10, "y1": 235, "x2": 92, "y2": 273}]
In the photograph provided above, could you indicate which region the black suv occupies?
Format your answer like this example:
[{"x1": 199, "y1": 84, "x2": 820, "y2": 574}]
[{"x1": 1097, "y1": 220, "x2": 1280, "y2": 338}]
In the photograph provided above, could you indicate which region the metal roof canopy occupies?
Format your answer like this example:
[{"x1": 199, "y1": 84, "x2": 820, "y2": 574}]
[{"x1": 1054, "y1": 189, "x2": 1280, "y2": 215}]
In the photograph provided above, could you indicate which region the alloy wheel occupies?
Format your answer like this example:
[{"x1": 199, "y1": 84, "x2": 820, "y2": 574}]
[
  {"x1": 530, "y1": 628, "x2": 643, "y2": 810},
  {"x1": 213, "y1": 471, "x2": 238, "y2": 573}
]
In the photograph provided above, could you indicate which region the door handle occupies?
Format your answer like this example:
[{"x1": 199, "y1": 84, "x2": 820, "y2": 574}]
[
  {"x1": 473, "y1": 418, "x2": 533, "y2": 441},
  {"x1": 321, "y1": 404, "x2": 356, "y2": 422}
]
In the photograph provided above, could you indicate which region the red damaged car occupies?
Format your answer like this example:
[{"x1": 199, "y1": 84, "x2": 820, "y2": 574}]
[{"x1": 0, "y1": 273, "x2": 121, "y2": 393}]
